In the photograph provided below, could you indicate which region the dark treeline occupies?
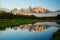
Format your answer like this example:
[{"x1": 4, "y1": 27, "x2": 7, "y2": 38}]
[{"x1": 0, "y1": 11, "x2": 60, "y2": 20}]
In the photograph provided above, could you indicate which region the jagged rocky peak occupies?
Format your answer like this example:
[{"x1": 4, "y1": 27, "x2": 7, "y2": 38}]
[
  {"x1": 11, "y1": 8, "x2": 19, "y2": 15},
  {"x1": 10, "y1": 6, "x2": 52, "y2": 14},
  {"x1": 29, "y1": 5, "x2": 34, "y2": 9}
]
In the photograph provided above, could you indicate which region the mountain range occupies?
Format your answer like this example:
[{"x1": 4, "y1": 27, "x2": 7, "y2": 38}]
[{"x1": 0, "y1": 6, "x2": 60, "y2": 14}]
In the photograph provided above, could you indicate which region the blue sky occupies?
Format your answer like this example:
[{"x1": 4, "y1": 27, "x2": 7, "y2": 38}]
[{"x1": 0, "y1": 0, "x2": 60, "y2": 11}]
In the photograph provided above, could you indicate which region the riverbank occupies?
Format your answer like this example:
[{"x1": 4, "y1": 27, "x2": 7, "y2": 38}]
[
  {"x1": 51, "y1": 29, "x2": 60, "y2": 40},
  {"x1": 0, "y1": 12, "x2": 60, "y2": 30},
  {"x1": 0, "y1": 19, "x2": 60, "y2": 30},
  {"x1": 0, "y1": 19, "x2": 47, "y2": 30}
]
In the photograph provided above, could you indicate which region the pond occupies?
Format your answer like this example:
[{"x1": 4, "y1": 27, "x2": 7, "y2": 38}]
[{"x1": 0, "y1": 22, "x2": 60, "y2": 40}]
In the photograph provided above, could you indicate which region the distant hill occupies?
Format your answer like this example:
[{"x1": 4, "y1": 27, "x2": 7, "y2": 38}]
[
  {"x1": 55, "y1": 10, "x2": 60, "y2": 12},
  {"x1": 0, "y1": 8, "x2": 11, "y2": 12}
]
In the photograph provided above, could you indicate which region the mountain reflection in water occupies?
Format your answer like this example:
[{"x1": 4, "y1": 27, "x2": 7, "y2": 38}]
[
  {"x1": 0, "y1": 22, "x2": 60, "y2": 40},
  {"x1": 13, "y1": 24, "x2": 49, "y2": 32},
  {"x1": 5, "y1": 22, "x2": 60, "y2": 32}
]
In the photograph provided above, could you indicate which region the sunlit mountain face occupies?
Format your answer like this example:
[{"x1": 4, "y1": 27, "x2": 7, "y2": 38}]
[
  {"x1": 0, "y1": 6, "x2": 52, "y2": 15},
  {"x1": 19, "y1": 6, "x2": 52, "y2": 13},
  {"x1": 0, "y1": 6, "x2": 52, "y2": 14}
]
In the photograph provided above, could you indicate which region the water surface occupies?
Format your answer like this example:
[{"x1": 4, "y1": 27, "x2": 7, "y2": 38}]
[{"x1": 0, "y1": 22, "x2": 60, "y2": 40}]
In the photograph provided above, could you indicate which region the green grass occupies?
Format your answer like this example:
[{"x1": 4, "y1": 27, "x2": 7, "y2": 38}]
[
  {"x1": 0, "y1": 19, "x2": 60, "y2": 30},
  {"x1": 0, "y1": 19, "x2": 50, "y2": 30},
  {"x1": 51, "y1": 29, "x2": 60, "y2": 40}
]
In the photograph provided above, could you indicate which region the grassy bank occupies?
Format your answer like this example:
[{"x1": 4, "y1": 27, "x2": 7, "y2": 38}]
[
  {"x1": 0, "y1": 19, "x2": 50, "y2": 30},
  {"x1": 0, "y1": 19, "x2": 60, "y2": 30},
  {"x1": 51, "y1": 29, "x2": 60, "y2": 40},
  {"x1": 0, "y1": 12, "x2": 60, "y2": 30}
]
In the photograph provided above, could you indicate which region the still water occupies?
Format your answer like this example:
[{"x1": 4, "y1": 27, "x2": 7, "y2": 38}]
[{"x1": 0, "y1": 22, "x2": 60, "y2": 40}]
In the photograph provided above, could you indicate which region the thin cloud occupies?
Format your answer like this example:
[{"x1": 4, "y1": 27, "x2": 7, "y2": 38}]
[
  {"x1": 16, "y1": 2, "x2": 26, "y2": 5},
  {"x1": 0, "y1": 3, "x2": 2, "y2": 6}
]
